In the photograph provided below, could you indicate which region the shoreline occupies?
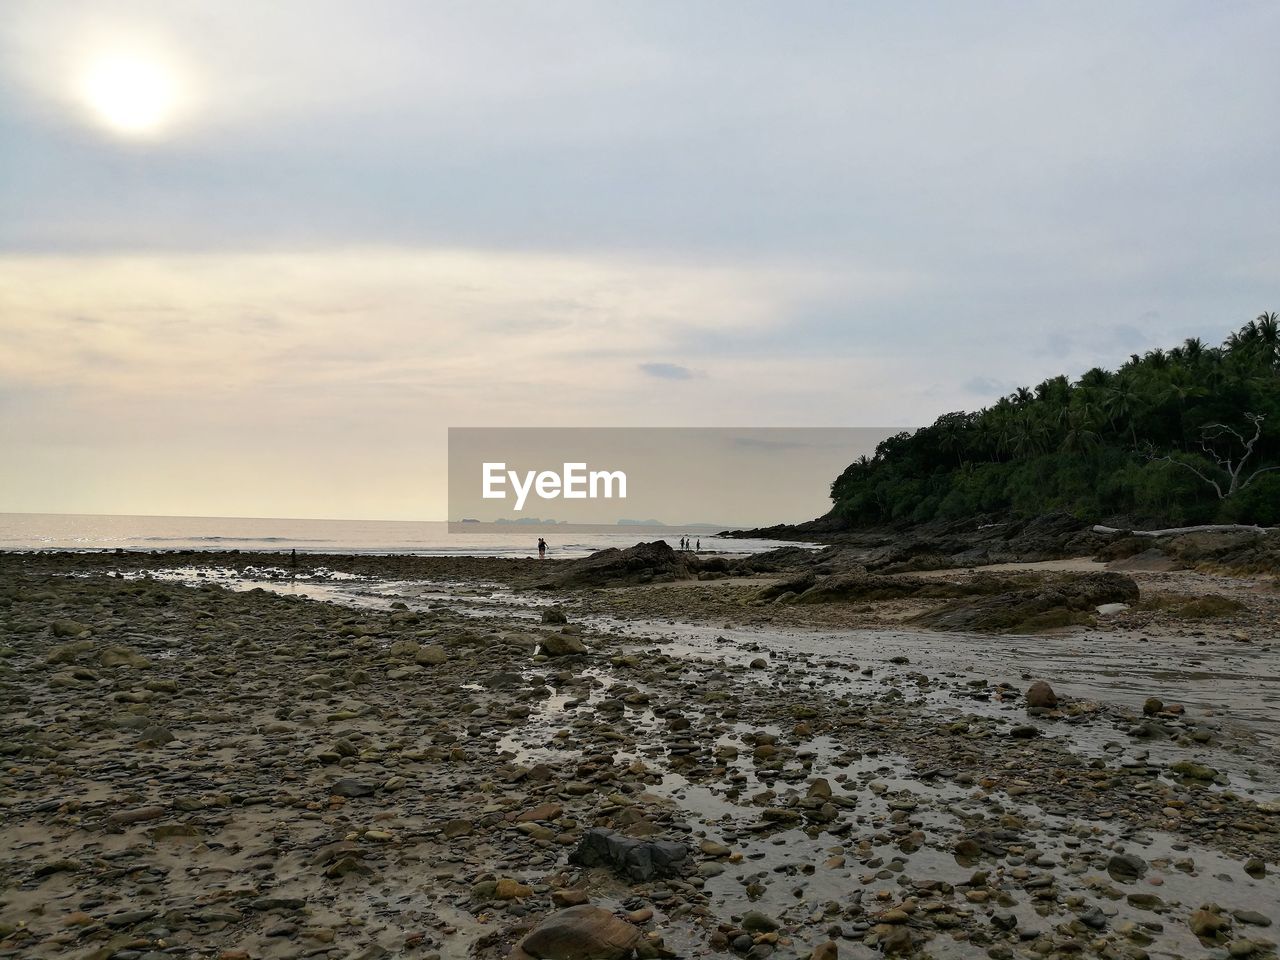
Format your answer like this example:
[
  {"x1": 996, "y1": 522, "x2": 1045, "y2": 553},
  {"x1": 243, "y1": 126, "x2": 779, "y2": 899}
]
[{"x1": 1, "y1": 549, "x2": 1277, "y2": 959}]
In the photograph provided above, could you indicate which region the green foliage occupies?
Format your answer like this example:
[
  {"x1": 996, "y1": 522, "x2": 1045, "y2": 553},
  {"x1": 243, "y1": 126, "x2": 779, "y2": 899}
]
[{"x1": 832, "y1": 314, "x2": 1280, "y2": 526}]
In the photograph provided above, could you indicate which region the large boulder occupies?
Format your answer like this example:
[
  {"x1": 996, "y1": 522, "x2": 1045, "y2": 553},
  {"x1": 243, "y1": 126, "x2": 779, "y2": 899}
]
[
  {"x1": 1025, "y1": 680, "x2": 1058, "y2": 708},
  {"x1": 568, "y1": 828, "x2": 688, "y2": 882},
  {"x1": 511, "y1": 905, "x2": 640, "y2": 960},
  {"x1": 539, "y1": 634, "x2": 587, "y2": 656}
]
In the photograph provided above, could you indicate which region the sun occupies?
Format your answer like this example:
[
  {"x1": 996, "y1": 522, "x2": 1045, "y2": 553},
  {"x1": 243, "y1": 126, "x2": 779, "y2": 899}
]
[{"x1": 79, "y1": 53, "x2": 180, "y2": 136}]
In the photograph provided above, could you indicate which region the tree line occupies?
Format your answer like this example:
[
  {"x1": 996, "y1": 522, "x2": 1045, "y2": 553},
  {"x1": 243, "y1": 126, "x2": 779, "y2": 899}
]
[{"x1": 831, "y1": 313, "x2": 1280, "y2": 527}]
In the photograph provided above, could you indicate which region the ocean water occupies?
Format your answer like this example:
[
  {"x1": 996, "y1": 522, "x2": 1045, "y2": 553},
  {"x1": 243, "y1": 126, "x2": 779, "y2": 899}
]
[{"x1": 0, "y1": 513, "x2": 806, "y2": 558}]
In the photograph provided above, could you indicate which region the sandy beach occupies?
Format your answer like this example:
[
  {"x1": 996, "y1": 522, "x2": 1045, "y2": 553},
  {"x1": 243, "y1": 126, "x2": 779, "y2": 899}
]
[{"x1": 1, "y1": 544, "x2": 1276, "y2": 960}]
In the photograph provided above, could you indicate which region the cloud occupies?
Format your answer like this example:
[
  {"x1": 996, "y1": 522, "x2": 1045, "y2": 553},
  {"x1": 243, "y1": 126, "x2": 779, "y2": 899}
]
[
  {"x1": 639, "y1": 362, "x2": 696, "y2": 380},
  {"x1": 963, "y1": 376, "x2": 1012, "y2": 397},
  {"x1": 1, "y1": 3, "x2": 1278, "y2": 516}
]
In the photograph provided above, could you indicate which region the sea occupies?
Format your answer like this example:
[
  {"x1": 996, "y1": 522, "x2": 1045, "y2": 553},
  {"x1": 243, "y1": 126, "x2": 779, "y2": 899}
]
[{"x1": 0, "y1": 513, "x2": 807, "y2": 558}]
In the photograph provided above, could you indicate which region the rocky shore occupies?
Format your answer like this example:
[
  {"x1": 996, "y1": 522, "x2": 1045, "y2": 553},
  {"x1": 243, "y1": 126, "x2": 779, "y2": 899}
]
[
  {"x1": 726, "y1": 514, "x2": 1280, "y2": 577},
  {"x1": 1, "y1": 545, "x2": 1277, "y2": 960}
]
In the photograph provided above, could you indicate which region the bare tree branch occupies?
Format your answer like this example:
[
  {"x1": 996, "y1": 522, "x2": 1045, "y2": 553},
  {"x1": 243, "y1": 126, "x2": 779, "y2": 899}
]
[
  {"x1": 1146, "y1": 413, "x2": 1273, "y2": 499},
  {"x1": 1148, "y1": 452, "x2": 1225, "y2": 499},
  {"x1": 1241, "y1": 464, "x2": 1280, "y2": 491},
  {"x1": 1203, "y1": 423, "x2": 1247, "y2": 446}
]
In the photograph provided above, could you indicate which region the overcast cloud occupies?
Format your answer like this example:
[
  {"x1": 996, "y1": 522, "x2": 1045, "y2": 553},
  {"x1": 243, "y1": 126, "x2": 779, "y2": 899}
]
[{"x1": 1, "y1": 1, "x2": 1277, "y2": 518}]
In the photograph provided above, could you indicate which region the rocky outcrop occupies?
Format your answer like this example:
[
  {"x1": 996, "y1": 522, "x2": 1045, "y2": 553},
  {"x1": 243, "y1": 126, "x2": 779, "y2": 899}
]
[
  {"x1": 538, "y1": 541, "x2": 695, "y2": 588},
  {"x1": 730, "y1": 512, "x2": 1118, "y2": 571},
  {"x1": 911, "y1": 572, "x2": 1139, "y2": 633}
]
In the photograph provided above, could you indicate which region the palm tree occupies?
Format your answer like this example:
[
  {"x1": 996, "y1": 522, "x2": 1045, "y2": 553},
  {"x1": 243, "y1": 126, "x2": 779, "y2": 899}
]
[
  {"x1": 1256, "y1": 312, "x2": 1279, "y2": 363},
  {"x1": 1105, "y1": 375, "x2": 1145, "y2": 448},
  {"x1": 1079, "y1": 367, "x2": 1112, "y2": 389},
  {"x1": 1062, "y1": 409, "x2": 1100, "y2": 452}
]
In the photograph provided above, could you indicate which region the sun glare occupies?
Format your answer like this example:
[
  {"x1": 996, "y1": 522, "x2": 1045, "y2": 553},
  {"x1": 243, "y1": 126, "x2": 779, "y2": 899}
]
[{"x1": 79, "y1": 54, "x2": 180, "y2": 136}]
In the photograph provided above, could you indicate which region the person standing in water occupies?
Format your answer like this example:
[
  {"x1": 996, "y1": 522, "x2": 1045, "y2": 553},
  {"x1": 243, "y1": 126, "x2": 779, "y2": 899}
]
[
  {"x1": 696, "y1": 538, "x2": 700, "y2": 552},
  {"x1": 537, "y1": 537, "x2": 547, "y2": 559}
]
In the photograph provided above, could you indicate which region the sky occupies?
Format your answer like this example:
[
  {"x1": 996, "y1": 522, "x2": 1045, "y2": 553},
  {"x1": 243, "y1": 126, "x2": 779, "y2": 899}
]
[{"x1": 2, "y1": 1, "x2": 1278, "y2": 520}]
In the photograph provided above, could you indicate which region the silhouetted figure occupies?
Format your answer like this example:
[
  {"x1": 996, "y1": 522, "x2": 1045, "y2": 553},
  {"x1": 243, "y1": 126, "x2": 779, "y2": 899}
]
[
  {"x1": 290, "y1": 548, "x2": 297, "y2": 568},
  {"x1": 537, "y1": 537, "x2": 547, "y2": 559},
  {"x1": 696, "y1": 538, "x2": 700, "y2": 552}
]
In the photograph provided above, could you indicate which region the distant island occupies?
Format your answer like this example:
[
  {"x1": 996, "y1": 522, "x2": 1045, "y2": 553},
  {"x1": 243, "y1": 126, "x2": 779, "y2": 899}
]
[
  {"x1": 616, "y1": 518, "x2": 665, "y2": 526},
  {"x1": 490, "y1": 518, "x2": 566, "y2": 526}
]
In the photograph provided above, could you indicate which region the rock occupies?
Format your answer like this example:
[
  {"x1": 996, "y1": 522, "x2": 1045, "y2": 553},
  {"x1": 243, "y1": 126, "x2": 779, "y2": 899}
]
[
  {"x1": 1127, "y1": 893, "x2": 1164, "y2": 910},
  {"x1": 106, "y1": 805, "x2": 167, "y2": 827},
  {"x1": 495, "y1": 878, "x2": 533, "y2": 899},
  {"x1": 1025, "y1": 680, "x2": 1057, "y2": 708},
  {"x1": 516, "y1": 802, "x2": 563, "y2": 822},
  {"x1": 414, "y1": 644, "x2": 448, "y2": 665},
  {"x1": 1233, "y1": 910, "x2": 1272, "y2": 927},
  {"x1": 913, "y1": 571, "x2": 1139, "y2": 633},
  {"x1": 539, "y1": 635, "x2": 588, "y2": 656},
  {"x1": 388, "y1": 639, "x2": 420, "y2": 657},
  {"x1": 742, "y1": 910, "x2": 780, "y2": 932},
  {"x1": 331, "y1": 778, "x2": 377, "y2": 798},
  {"x1": 31, "y1": 859, "x2": 79, "y2": 879},
  {"x1": 512, "y1": 905, "x2": 640, "y2": 960},
  {"x1": 51, "y1": 619, "x2": 91, "y2": 638},
  {"x1": 46, "y1": 639, "x2": 94, "y2": 663},
  {"x1": 1170, "y1": 761, "x2": 1218, "y2": 781},
  {"x1": 810, "y1": 942, "x2": 838, "y2": 960},
  {"x1": 137, "y1": 725, "x2": 175, "y2": 745},
  {"x1": 807, "y1": 778, "x2": 832, "y2": 799},
  {"x1": 552, "y1": 889, "x2": 589, "y2": 907},
  {"x1": 568, "y1": 828, "x2": 688, "y2": 882},
  {"x1": 750, "y1": 571, "x2": 817, "y2": 603},
  {"x1": 1107, "y1": 853, "x2": 1148, "y2": 882},
  {"x1": 1143, "y1": 697, "x2": 1164, "y2": 715},
  {"x1": 1079, "y1": 906, "x2": 1108, "y2": 930},
  {"x1": 749, "y1": 658, "x2": 767, "y2": 669},
  {"x1": 99, "y1": 646, "x2": 150, "y2": 669},
  {"x1": 541, "y1": 608, "x2": 568, "y2": 624},
  {"x1": 1189, "y1": 908, "x2": 1231, "y2": 939},
  {"x1": 699, "y1": 839, "x2": 731, "y2": 857},
  {"x1": 544, "y1": 540, "x2": 695, "y2": 589},
  {"x1": 325, "y1": 856, "x2": 373, "y2": 879}
]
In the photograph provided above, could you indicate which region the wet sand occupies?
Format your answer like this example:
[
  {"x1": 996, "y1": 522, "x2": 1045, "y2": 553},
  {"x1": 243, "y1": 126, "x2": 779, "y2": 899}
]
[{"x1": 1, "y1": 552, "x2": 1277, "y2": 960}]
